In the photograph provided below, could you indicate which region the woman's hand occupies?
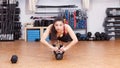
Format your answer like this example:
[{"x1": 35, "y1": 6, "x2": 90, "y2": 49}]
[
  {"x1": 52, "y1": 47, "x2": 59, "y2": 51},
  {"x1": 59, "y1": 46, "x2": 66, "y2": 52}
]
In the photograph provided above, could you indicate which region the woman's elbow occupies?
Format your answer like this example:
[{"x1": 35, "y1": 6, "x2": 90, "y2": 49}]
[
  {"x1": 76, "y1": 39, "x2": 78, "y2": 43},
  {"x1": 74, "y1": 39, "x2": 78, "y2": 44},
  {"x1": 40, "y1": 39, "x2": 45, "y2": 43}
]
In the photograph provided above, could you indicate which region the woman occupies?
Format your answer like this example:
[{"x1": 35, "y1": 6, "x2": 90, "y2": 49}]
[{"x1": 40, "y1": 17, "x2": 78, "y2": 52}]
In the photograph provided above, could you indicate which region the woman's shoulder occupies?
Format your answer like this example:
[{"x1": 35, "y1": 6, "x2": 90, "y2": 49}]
[
  {"x1": 64, "y1": 24, "x2": 72, "y2": 33},
  {"x1": 64, "y1": 24, "x2": 71, "y2": 29},
  {"x1": 47, "y1": 24, "x2": 53, "y2": 33}
]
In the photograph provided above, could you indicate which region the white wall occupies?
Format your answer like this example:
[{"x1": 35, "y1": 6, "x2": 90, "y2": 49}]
[
  {"x1": 19, "y1": 0, "x2": 37, "y2": 39},
  {"x1": 19, "y1": 0, "x2": 120, "y2": 39}
]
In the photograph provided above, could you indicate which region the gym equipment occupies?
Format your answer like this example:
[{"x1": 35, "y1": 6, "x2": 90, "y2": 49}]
[
  {"x1": 0, "y1": 0, "x2": 21, "y2": 41},
  {"x1": 39, "y1": 19, "x2": 53, "y2": 27},
  {"x1": 2, "y1": 0, "x2": 19, "y2": 7},
  {"x1": 34, "y1": 20, "x2": 41, "y2": 27},
  {"x1": 48, "y1": 20, "x2": 53, "y2": 25},
  {"x1": 103, "y1": 33, "x2": 110, "y2": 40},
  {"x1": 0, "y1": 22, "x2": 1, "y2": 29},
  {"x1": 104, "y1": 17, "x2": 120, "y2": 23},
  {"x1": 93, "y1": 32, "x2": 110, "y2": 41},
  {"x1": 14, "y1": 22, "x2": 21, "y2": 29},
  {"x1": 53, "y1": 44, "x2": 64, "y2": 60},
  {"x1": 36, "y1": 5, "x2": 77, "y2": 8},
  {"x1": 79, "y1": 34, "x2": 87, "y2": 41},
  {"x1": 106, "y1": 8, "x2": 120, "y2": 17},
  {"x1": 76, "y1": 10, "x2": 80, "y2": 16},
  {"x1": 100, "y1": 32, "x2": 106, "y2": 40},
  {"x1": 40, "y1": 20, "x2": 45, "y2": 26},
  {"x1": 10, "y1": 55, "x2": 18, "y2": 64},
  {"x1": 0, "y1": 8, "x2": 7, "y2": 14},
  {"x1": 14, "y1": 15, "x2": 20, "y2": 21},
  {"x1": 65, "y1": 10, "x2": 69, "y2": 24},
  {"x1": 73, "y1": 11, "x2": 77, "y2": 29},
  {"x1": 94, "y1": 32, "x2": 101, "y2": 41},
  {"x1": 87, "y1": 32, "x2": 92, "y2": 38},
  {"x1": 15, "y1": 1, "x2": 19, "y2": 7},
  {"x1": 14, "y1": 22, "x2": 21, "y2": 40},
  {"x1": 0, "y1": 15, "x2": 7, "y2": 21},
  {"x1": 69, "y1": 14, "x2": 74, "y2": 29},
  {"x1": 103, "y1": 8, "x2": 120, "y2": 40},
  {"x1": 76, "y1": 33, "x2": 81, "y2": 41},
  {"x1": 2, "y1": 0, "x2": 7, "y2": 6},
  {"x1": 95, "y1": 32, "x2": 100, "y2": 37},
  {"x1": 30, "y1": 16, "x2": 57, "y2": 20},
  {"x1": 27, "y1": 29, "x2": 40, "y2": 42},
  {"x1": 44, "y1": 20, "x2": 49, "y2": 26},
  {"x1": 86, "y1": 32, "x2": 93, "y2": 41},
  {"x1": 14, "y1": 8, "x2": 20, "y2": 14}
]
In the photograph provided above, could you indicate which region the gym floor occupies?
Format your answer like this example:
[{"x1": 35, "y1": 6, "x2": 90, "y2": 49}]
[{"x1": 0, "y1": 40, "x2": 120, "y2": 68}]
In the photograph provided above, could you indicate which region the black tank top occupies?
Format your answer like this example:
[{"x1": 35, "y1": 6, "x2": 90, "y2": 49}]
[{"x1": 57, "y1": 25, "x2": 72, "y2": 42}]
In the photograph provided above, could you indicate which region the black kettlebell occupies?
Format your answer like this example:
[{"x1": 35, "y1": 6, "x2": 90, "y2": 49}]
[
  {"x1": 11, "y1": 55, "x2": 18, "y2": 63},
  {"x1": 56, "y1": 52, "x2": 64, "y2": 60},
  {"x1": 55, "y1": 45, "x2": 64, "y2": 60},
  {"x1": 53, "y1": 44, "x2": 64, "y2": 60}
]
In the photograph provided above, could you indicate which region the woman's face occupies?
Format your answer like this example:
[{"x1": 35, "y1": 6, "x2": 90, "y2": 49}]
[{"x1": 54, "y1": 21, "x2": 64, "y2": 33}]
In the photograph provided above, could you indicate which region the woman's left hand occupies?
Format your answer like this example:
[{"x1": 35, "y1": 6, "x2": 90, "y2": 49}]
[{"x1": 59, "y1": 46, "x2": 66, "y2": 52}]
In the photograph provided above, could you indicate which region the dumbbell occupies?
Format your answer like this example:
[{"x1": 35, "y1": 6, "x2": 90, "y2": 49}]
[
  {"x1": 99, "y1": 32, "x2": 110, "y2": 41},
  {"x1": 76, "y1": 33, "x2": 81, "y2": 41},
  {"x1": 0, "y1": 8, "x2": 7, "y2": 14},
  {"x1": 47, "y1": 20, "x2": 53, "y2": 26},
  {"x1": 102, "y1": 33, "x2": 110, "y2": 40},
  {"x1": 13, "y1": 15, "x2": 20, "y2": 21},
  {"x1": 86, "y1": 32, "x2": 92, "y2": 41},
  {"x1": 94, "y1": 32, "x2": 101, "y2": 41},
  {"x1": 2, "y1": 0, "x2": 7, "y2": 6},
  {"x1": 15, "y1": 8, "x2": 20, "y2": 14},
  {"x1": 10, "y1": 55, "x2": 18, "y2": 64},
  {"x1": 0, "y1": 15, "x2": 7, "y2": 21},
  {"x1": 13, "y1": 1, "x2": 19, "y2": 7},
  {"x1": 2, "y1": 0, "x2": 19, "y2": 7},
  {"x1": 100, "y1": 32, "x2": 106, "y2": 40},
  {"x1": 0, "y1": 22, "x2": 1, "y2": 29},
  {"x1": 53, "y1": 44, "x2": 64, "y2": 60},
  {"x1": 87, "y1": 32, "x2": 92, "y2": 38}
]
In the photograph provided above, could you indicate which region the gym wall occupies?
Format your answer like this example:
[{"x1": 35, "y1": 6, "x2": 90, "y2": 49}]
[{"x1": 19, "y1": 0, "x2": 119, "y2": 39}]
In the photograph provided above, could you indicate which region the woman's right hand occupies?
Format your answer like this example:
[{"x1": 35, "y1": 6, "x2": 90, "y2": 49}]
[{"x1": 52, "y1": 46, "x2": 58, "y2": 51}]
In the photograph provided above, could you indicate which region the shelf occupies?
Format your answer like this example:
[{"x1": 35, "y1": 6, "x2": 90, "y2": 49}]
[
  {"x1": 105, "y1": 21, "x2": 120, "y2": 23},
  {"x1": 24, "y1": 26, "x2": 47, "y2": 42},
  {"x1": 35, "y1": 12, "x2": 60, "y2": 14},
  {"x1": 108, "y1": 35, "x2": 120, "y2": 38},
  {"x1": 105, "y1": 30, "x2": 120, "y2": 33},
  {"x1": 36, "y1": 5, "x2": 78, "y2": 8}
]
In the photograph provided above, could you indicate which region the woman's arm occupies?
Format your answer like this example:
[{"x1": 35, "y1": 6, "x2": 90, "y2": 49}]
[
  {"x1": 63, "y1": 24, "x2": 78, "y2": 51},
  {"x1": 40, "y1": 24, "x2": 56, "y2": 50}
]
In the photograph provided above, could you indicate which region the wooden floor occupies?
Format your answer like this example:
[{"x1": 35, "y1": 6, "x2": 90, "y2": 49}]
[{"x1": 0, "y1": 40, "x2": 120, "y2": 68}]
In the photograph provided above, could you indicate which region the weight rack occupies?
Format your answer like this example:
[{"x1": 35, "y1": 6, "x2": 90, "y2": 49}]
[
  {"x1": 103, "y1": 8, "x2": 120, "y2": 39},
  {"x1": 0, "y1": 0, "x2": 21, "y2": 41}
]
